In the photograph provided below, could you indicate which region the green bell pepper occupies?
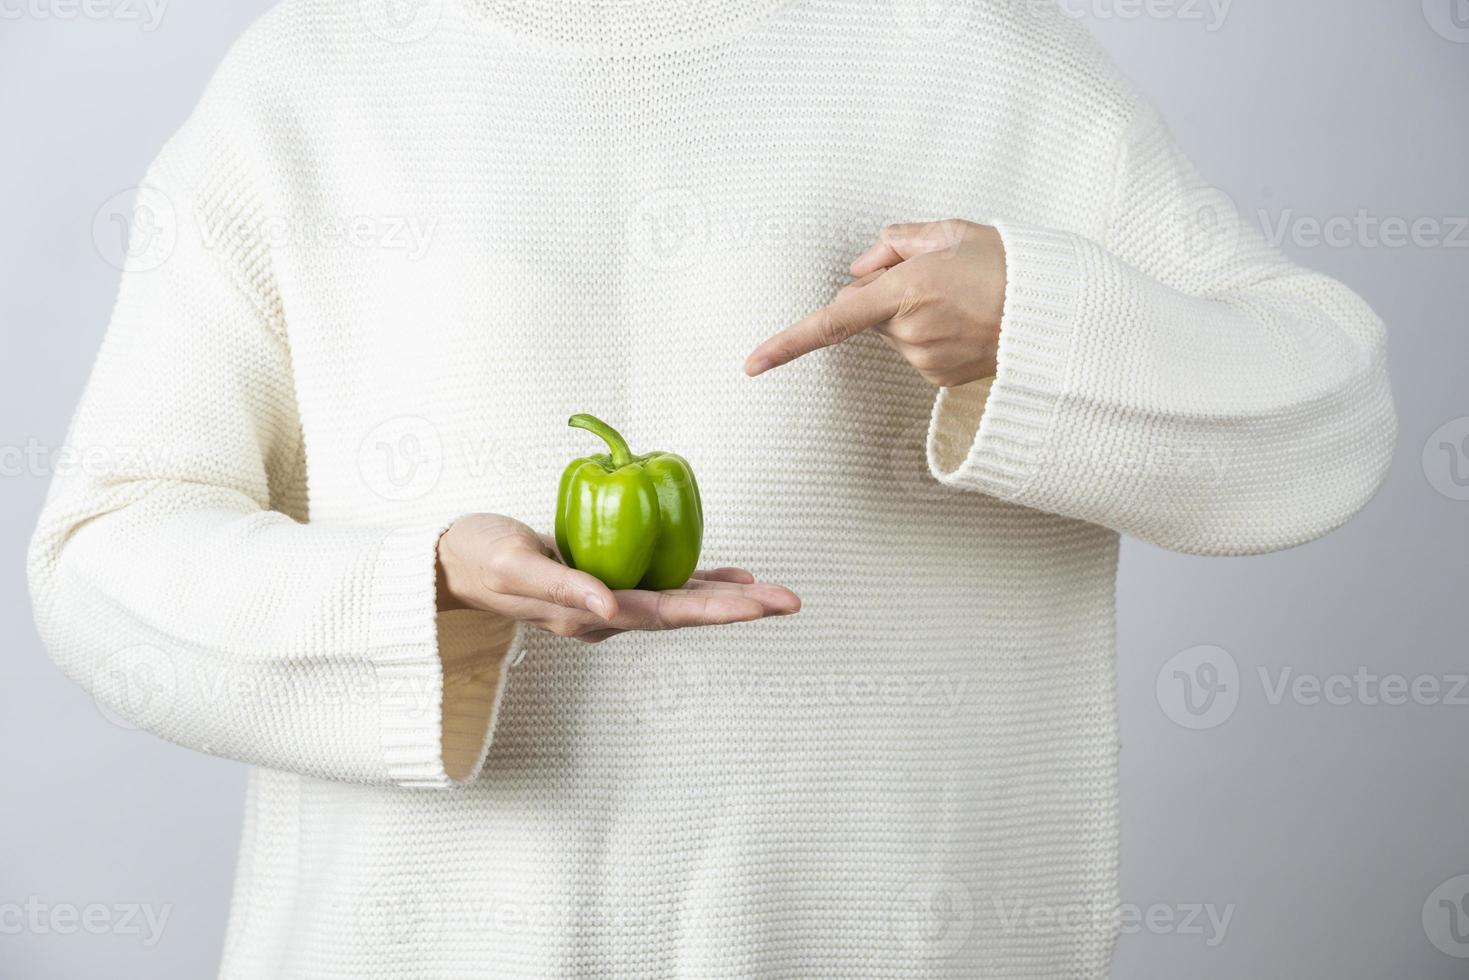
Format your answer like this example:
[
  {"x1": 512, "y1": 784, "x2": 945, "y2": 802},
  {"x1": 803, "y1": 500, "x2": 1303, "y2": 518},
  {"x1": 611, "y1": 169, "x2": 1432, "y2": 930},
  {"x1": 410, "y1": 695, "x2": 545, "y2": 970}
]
[{"x1": 554, "y1": 414, "x2": 703, "y2": 591}]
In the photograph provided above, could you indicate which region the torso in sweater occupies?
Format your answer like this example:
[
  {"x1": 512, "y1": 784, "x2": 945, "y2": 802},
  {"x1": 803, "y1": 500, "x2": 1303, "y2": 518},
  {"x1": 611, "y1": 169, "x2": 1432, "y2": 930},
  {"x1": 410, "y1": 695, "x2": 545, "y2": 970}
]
[
  {"x1": 29, "y1": 0, "x2": 1394, "y2": 977},
  {"x1": 203, "y1": 4, "x2": 1126, "y2": 974}
]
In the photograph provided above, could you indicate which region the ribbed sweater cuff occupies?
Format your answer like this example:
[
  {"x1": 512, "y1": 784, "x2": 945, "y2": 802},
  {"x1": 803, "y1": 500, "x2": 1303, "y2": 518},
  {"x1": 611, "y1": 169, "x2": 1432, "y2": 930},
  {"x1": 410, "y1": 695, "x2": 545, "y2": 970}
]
[
  {"x1": 927, "y1": 221, "x2": 1081, "y2": 499},
  {"x1": 368, "y1": 519, "x2": 465, "y2": 789}
]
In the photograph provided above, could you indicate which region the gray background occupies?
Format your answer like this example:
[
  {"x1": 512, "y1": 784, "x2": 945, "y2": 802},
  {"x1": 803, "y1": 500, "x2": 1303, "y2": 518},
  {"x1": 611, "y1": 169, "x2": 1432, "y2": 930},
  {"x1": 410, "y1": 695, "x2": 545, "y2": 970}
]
[{"x1": 2, "y1": 2, "x2": 1465, "y2": 977}]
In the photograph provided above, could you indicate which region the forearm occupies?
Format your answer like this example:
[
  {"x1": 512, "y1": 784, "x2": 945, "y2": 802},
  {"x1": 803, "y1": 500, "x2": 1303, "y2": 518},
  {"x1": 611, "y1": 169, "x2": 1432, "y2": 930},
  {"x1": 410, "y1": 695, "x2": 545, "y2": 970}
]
[
  {"x1": 28, "y1": 483, "x2": 493, "y2": 784},
  {"x1": 928, "y1": 221, "x2": 1395, "y2": 554}
]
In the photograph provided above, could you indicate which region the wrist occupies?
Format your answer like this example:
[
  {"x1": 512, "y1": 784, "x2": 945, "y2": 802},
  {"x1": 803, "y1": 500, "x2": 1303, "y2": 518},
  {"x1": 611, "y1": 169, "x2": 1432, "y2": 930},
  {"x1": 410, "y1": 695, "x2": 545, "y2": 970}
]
[{"x1": 435, "y1": 523, "x2": 469, "y2": 612}]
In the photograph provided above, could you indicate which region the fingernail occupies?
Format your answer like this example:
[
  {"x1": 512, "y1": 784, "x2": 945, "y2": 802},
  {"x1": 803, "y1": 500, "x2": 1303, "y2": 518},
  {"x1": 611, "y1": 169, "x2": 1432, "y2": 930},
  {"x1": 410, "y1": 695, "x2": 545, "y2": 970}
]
[
  {"x1": 745, "y1": 357, "x2": 771, "y2": 377},
  {"x1": 585, "y1": 593, "x2": 613, "y2": 619}
]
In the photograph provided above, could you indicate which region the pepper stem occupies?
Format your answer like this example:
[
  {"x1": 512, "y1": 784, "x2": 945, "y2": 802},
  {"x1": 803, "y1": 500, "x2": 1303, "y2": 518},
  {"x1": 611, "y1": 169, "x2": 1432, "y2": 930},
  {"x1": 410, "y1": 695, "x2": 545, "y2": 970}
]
[{"x1": 568, "y1": 414, "x2": 634, "y2": 468}]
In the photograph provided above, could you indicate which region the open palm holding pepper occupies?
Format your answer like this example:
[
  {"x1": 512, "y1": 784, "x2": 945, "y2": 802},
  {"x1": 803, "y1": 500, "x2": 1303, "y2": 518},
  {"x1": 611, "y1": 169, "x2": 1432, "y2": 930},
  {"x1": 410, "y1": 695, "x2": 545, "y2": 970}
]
[{"x1": 437, "y1": 514, "x2": 799, "y2": 645}]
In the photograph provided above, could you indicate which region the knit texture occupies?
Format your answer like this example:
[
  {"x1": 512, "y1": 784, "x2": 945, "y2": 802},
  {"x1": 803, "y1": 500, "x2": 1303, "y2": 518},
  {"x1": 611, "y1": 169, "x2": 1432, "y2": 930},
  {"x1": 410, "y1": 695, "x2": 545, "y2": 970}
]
[{"x1": 28, "y1": 0, "x2": 1395, "y2": 976}]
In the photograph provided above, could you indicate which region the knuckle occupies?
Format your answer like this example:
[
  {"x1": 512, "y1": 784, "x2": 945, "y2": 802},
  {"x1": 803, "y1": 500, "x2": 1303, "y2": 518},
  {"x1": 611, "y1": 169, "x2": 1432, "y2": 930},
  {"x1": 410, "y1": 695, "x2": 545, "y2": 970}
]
[
  {"x1": 653, "y1": 591, "x2": 677, "y2": 629},
  {"x1": 893, "y1": 315, "x2": 934, "y2": 346},
  {"x1": 893, "y1": 282, "x2": 927, "y2": 320},
  {"x1": 908, "y1": 347, "x2": 942, "y2": 371},
  {"x1": 478, "y1": 560, "x2": 510, "y2": 595},
  {"x1": 817, "y1": 307, "x2": 849, "y2": 348},
  {"x1": 481, "y1": 543, "x2": 525, "y2": 583},
  {"x1": 544, "y1": 577, "x2": 579, "y2": 609},
  {"x1": 919, "y1": 370, "x2": 947, "y2": 387},
  {"x1": 932, "y1": 360, "x2": 976, "y2": 387},
  {"x1": 941, "y1": 218, "x2": 972, "y2": 244},
  {"x1": 546, "y1": 615, "x2": 582, "y2": 638}
]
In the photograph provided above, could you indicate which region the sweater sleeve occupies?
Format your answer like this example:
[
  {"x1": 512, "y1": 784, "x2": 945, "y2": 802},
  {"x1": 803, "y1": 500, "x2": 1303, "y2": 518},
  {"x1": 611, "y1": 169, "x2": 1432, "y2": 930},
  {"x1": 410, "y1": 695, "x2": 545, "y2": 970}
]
[
  {"x1": 926, "y1": 105, "x2": 1396, "y2": 555},
  {"x1": 27, "y1": 151, "x2": 519, "y2": 788}
]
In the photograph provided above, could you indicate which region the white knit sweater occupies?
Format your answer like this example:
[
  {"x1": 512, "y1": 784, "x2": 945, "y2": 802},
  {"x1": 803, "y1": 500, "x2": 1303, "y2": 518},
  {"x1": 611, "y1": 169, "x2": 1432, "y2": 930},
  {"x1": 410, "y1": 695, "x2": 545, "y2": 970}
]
[{"x1": 29, "y1": 0, "x2": 1395, "y2": 977}]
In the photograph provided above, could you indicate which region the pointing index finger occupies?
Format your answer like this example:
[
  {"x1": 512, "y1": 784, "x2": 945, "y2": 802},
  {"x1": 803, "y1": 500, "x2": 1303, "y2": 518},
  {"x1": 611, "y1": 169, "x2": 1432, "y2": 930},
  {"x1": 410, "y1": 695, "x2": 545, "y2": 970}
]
[{"x1": 744, "y1": 274, "x2": 900, "y2": 376}]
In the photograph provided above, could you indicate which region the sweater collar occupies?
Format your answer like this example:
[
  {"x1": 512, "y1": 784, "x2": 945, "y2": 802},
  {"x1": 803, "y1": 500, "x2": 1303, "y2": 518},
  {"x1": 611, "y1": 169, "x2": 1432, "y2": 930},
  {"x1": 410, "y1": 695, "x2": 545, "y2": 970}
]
[{"x1": 461, "y1": 0, "x2": 792, "y2": 49}]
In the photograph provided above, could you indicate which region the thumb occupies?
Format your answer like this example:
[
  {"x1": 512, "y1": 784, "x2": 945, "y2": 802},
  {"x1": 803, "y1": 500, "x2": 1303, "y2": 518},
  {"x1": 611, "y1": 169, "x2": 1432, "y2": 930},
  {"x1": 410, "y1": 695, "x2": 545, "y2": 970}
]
[
  {"x1": 503, "y1": 546, "x2": 619, "y2": 621},
  {"x1": 850, "y1": 219, "x2": 969, "y2": 276}
]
